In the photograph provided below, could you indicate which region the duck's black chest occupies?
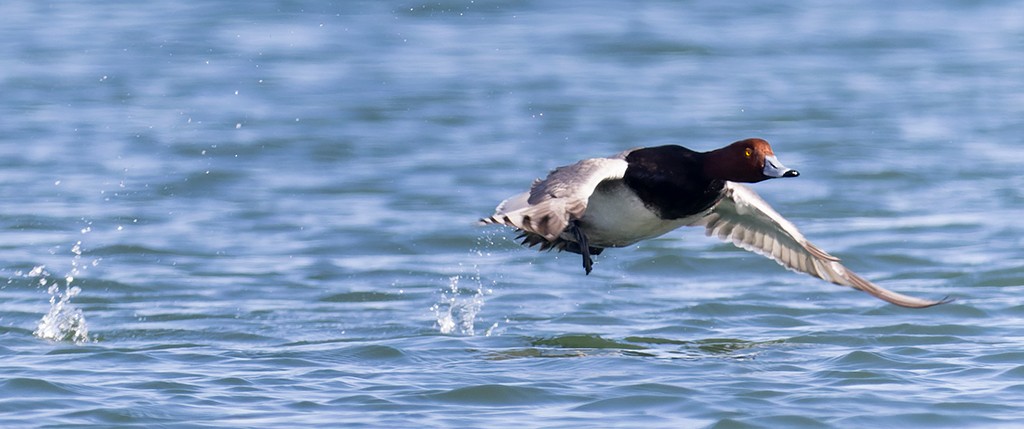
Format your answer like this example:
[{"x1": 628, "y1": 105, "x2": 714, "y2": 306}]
[{"x1": 623, "y1": 146, "x2": 725, "y2": 220}]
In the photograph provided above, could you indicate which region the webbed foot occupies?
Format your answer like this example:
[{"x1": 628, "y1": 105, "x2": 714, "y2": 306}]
[{"x1": 568, "y1": 220, "x2": 594, "y2": 275}]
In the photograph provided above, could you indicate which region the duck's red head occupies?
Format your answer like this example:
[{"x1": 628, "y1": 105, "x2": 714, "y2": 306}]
[{"x1": 704, "y1": 138, "x2": 800, "y2": 183}]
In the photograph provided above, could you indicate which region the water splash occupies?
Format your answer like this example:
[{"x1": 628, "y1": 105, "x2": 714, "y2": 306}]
[
  {"x1": 35, "y1": 283, "x2": 90, "y2": 344},
  {"x1": 28, "y1": 239, "x2": 95, "y2": 344},
  {"x1": 431, "y1": 275, "x2": 498, "y2": 336},
  {"x1": 432, "y1": 276, "x2": 482, "y2": 335},
  {"x1": 430, "y1": 232, "x2": 508, "y2": 336}
]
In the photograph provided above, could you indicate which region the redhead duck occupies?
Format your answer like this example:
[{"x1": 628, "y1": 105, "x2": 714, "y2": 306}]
[{"x1": 480, "y1": 138, "x2": 950, "y2": 308}]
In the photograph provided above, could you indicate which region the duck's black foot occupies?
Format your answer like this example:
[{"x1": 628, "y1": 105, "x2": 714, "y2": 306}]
[{"x1": 568, "y1": 220, "x2": 593, "y2": 275}]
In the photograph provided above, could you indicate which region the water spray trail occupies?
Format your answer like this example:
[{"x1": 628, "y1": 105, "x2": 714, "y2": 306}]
[
  {"x1": 431, "y1": 233, "x2": 504, "y2": 336},
  {"x1": 32, "y1": 232, "x2": 98, "y2": 344},
  {"x1": 431, "y1": 275, "x2": 487, "y2": 336}
]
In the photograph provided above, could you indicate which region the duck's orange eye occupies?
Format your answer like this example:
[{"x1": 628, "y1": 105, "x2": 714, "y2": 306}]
[{"x1": 744, "y1": 148, "x2": 753, "y2": 158}]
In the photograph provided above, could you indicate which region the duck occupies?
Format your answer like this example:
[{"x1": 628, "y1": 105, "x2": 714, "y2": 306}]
[{"x1": 479, "y1": 138, "x2": 950, "y2": 308}]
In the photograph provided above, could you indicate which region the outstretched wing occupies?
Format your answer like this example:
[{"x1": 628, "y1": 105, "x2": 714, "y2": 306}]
[
  {"x1": 696, "y1": 182, "x2": 950, "y2": 308},
  {"x1": 480, "y1": 157, "x2": 629, "y2": 241}
]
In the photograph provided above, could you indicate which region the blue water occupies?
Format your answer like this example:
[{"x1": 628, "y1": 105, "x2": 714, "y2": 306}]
[{"x1": 2, "y1": 1, "x2": 1023, "y2": 427}]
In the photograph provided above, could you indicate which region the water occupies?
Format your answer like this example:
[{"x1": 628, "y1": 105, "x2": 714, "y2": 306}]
[{"x1": 1, "y1": 0, "x2": 1023, "y2": 427}]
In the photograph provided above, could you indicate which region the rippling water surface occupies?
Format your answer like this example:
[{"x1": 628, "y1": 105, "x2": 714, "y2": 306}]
[{"x1": 2, "y1": 1, "x2": 1023, "y2": 427}]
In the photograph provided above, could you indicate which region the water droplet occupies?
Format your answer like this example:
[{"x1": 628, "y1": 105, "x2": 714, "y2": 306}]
[{"x1": 28, "y1": 266, "x2": 46, "y2": 277}]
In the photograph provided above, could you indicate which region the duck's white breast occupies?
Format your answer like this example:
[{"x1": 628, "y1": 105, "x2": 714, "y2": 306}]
[{"x1": 573, "y1": 180, "x2": 702, "y2": 247}]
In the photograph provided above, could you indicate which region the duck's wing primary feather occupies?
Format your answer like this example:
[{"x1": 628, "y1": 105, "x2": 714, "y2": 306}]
[
  {"x1": 480, "y1": 157, "x2": 629, "y2": 241},
  {"x1": 696, "y1": 182, "x2": 950, "y2": 308}
]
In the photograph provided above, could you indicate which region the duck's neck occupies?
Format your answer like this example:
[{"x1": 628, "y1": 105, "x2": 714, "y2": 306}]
[{"x1": 700, "y1": 146, "x2": 733, "y2": 182}]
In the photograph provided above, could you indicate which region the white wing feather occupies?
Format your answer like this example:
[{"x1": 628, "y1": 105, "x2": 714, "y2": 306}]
[{"x1": 697, "y1": 182, "x2": 949, "y2": 308}]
